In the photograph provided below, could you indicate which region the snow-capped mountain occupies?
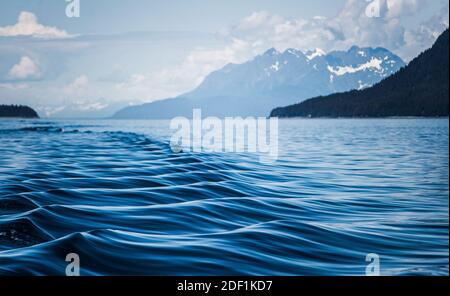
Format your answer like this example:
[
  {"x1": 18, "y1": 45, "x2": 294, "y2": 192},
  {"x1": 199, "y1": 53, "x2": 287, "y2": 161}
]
[{"x1": 114, "y1": 46, "x2": 405, "y2": 118}]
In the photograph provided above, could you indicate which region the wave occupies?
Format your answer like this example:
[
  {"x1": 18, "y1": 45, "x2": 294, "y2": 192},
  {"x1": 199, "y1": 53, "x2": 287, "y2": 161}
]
[{"x1": 0, "y1": 119, "x2": 448, "y2": 275}]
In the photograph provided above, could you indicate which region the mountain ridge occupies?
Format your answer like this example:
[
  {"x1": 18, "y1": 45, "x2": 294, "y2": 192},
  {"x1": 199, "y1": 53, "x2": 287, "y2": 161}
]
[
  {"x1": 114, "y1": 45, "x2": 405, "y2": 118},
  {"x1": 270, "y1": 29, "x2": 449, "y2": 118}
]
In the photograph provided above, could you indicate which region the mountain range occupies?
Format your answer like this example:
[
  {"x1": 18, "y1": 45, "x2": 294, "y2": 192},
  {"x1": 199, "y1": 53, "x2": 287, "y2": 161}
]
[
  {"x1": 270, "y1": 29, "x2": 449, "y2": 118},
  {"x1": 113, "y1": 46, "x2": 405, "y2": 118}
]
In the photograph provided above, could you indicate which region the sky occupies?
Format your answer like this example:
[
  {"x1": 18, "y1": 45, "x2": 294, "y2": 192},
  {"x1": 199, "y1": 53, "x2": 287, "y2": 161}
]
[{"x1": 0, "y1": 0, "x2": 448, "y2": 117}]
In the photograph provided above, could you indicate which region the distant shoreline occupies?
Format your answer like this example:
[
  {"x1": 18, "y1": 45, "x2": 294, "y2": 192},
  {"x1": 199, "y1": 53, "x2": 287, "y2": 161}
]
[
  {"x1": 105, "y1": 115, "x2": 449, "y2": 120},
  {"x1": 0, "y1": 117, "x2": 40, "y2": 120},
  {"x1": 36, "y1": 116, "x2": 450, "y2": 121},
  {"x1": 0, "y1": 105, "x2": 39, "y2": 119},
  {"x1": 270, "y1": 116, "x2": 450, "y2": 120}
]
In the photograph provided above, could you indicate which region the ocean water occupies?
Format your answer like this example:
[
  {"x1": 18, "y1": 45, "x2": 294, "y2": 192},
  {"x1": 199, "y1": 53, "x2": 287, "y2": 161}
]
[{"x1": 0, "y1": 118, "x2": 448, "y2": 276}]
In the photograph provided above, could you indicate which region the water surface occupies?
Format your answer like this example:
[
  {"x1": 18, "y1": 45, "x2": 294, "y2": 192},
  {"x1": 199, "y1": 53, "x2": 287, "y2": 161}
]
[{"x1": 0, "y1": 118, "x2": 448, "y2": 275}]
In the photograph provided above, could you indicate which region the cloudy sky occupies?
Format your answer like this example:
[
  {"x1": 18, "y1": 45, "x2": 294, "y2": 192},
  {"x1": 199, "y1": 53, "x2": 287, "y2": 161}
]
[{"x1": 0, "y1": 0, "x2": 448, "y2": 117}]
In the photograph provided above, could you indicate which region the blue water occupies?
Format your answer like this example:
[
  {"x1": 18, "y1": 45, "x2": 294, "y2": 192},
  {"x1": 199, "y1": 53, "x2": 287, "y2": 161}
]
[{"x1": 0, "y1": 118, "x2": 448, "y2": 276}]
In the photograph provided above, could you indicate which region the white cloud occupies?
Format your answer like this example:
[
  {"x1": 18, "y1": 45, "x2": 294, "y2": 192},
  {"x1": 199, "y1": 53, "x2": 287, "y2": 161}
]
[
  {"x1": 386, "y1": 0, "x2": 421, "y2": 18},
  {"x1": 181, "y1": 38, "x2": 254, "y2": 84},
  {"x1": 1, "y1": 1, "x2": 447, "y2": 117},
  {"x1": 69, "y1": 75, "x2": 89, "y2": 89},
  {"x1": 113, "y1": 71, "x2": 189, "y2": 103},
  {"x1": 37, "y1": 106, "x2": 66, "y2": 118},
  {"x1": 146, "y1": 0, "x2": 447, "y2": 103},
  {"x1": 112, "y1": 40, "x2": 256, "y2": 102},
  {"x1": 0, "y1": 83, "x2": 29, "y2": 90},
  {"x1": 402, "y1": 3, "x2": 449, "y2": 59},
  {"x1": 125, "y1": 38, "x2": 257, "y2": 102},
  {"x1": 8, "y1": 56, "x2": 40, "y2": 79},
  {"x1": 182, "y1": 0, "x2": 448, "y2": 76},
  {"x1": 116, "y1": 74, "x2": 147, "y2": 90},
  {"x1": 63, "y1": 75, "x2": 89, "y2": 96},
  {"x1": 0, "y1": 11, "x2": 69, "y2": 39},
  {"x1": 74, "y1": 101, "x2": 109, "y2": 111},
  {"x1": 235, "y1": 11, "x2": 284, "y2": 31}
]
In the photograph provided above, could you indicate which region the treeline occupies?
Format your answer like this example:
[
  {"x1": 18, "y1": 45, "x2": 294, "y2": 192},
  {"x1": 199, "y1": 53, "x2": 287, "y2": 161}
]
[
  {"x1": 0, "y1": 105, "x2": 39, "y2": 118},
  {"x1": 270, "y1": 29, "x2": 449, "y2": 118}
]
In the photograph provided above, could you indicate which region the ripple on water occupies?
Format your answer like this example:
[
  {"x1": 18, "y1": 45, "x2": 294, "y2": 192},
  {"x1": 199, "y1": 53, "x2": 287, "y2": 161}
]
[{"x1": 0, "y1": 119, "x2": 448, "y2": 275}]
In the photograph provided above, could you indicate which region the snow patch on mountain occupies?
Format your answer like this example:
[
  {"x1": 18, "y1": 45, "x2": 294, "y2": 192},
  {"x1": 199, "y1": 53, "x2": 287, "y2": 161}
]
[
  {"x1": 286, "y1": 49, "x2": 302, "y2": 58},
  {"x1": 358, "y1": 80, "x2": 371, "y2": 90},
  {"x1": 327, "y1": 58, "x2": 383, "y2": 76},
  {"x1": 306, "y1": 48, "x2": 326, "y2": 60},
  {"x1": 270, "y1": 61, "x2": 280, "y2": 72}
]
